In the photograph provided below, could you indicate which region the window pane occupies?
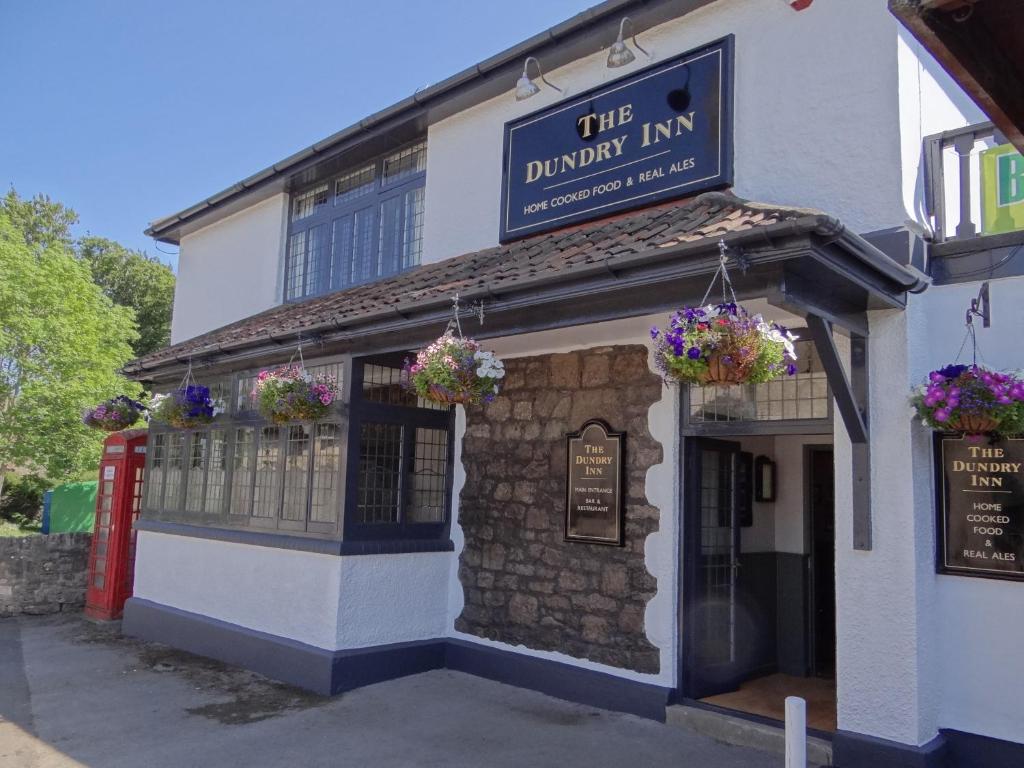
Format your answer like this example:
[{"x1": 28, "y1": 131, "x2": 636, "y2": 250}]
[
  {"x1": 407, "y1": 427, "x2": 447, "y2": 523},
  {"x1": 331, "y1": 214, "x2": 354, "y2": 290},
  {"x1": 205, "y1": 430, "x2": 228, "y2": 515},
  {"x1": 236, "y1": 374, "x2": 257, "y2": 412},
  {"x1": 291, "y1": 183, "x2": 328, "y2": 222},
  {"x1": 253, "y1": 427, "x2": 282, "y2": 519},
  {"x1": 282, "y1": 425, "x2": 311, "y2": 522},
  {"x1": 382, "y1": 142, "x2": 426, "y2": 184},
  {"x1": 304, "y1": 224, "x2": 328, "y2": 296},
  {"x1": 352, "y1": 207, "x2": 376, "y2": 283},
  {"x1": 401, "y1": 186, "x2": 425, "y2": 269},
  {"x1": 164, "y1": 434, "x2": 186, "y2": 510},
  {"x1": 145, "y1": 434, "x2": 165, "y2": 509},
  {"x1": 362, "y1": 363, "x2": 446, "y2": 410},
  {"x1": 185, "y1": 433, "x2": 208, "y2": 513},
  {"x1": 230, "y1": 427, "x2": 255, "y2": 516},
  {"x1": 689, "y1": 339, "x2": 828, "y2": 423},
  {"x1": 335, "y1": 165, "x2": 376, "y2": 204},
  {"x1": 357, "y1": 422, "x2": 403, "y2": 524},
  {"x1": 285, "y1": 230, "x2": 306, "y2": 301},
  {"x1": 311, "y1": 423, "x2": 341, "y2": 524},
  {"x1": 378, "y1": 194, "x2": 402, "y2": 278}
]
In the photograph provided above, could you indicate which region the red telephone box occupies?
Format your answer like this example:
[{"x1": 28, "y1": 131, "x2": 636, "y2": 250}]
[{"x1": 85, "y1": 430, "x2": 147, "y2": 621}]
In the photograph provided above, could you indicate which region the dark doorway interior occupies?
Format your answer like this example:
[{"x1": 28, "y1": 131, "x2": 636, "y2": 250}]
[{"x1": 682, "y1": 437, "x2": 837, "y2": 732}]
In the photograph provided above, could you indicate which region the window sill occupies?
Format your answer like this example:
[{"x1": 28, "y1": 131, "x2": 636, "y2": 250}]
[{"x1": 133, "y1": 518, "x2": 454, "y2": 556}]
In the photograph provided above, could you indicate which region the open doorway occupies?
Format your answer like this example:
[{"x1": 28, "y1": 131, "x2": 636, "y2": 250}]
[{"x1": 681, "y1": 435, "x2": 836, "y2": 733}]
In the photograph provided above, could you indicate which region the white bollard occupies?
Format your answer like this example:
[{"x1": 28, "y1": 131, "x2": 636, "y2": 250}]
[{"x1": 785, "y1": 696, "x2": 807, "y2": 768}]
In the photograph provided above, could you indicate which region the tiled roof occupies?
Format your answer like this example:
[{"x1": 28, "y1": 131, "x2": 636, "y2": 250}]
[{"x1": 133, "y1": 192, "x2": 830, "y2": 372}]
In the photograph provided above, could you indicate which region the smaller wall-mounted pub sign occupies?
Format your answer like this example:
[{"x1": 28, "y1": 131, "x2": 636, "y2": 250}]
[
  {"x1": 565, "y1": 420, "x2": 625, "y2": 545},
  {"x1": 936, "y1": 434, "x2": 1024, "y2": 580}
]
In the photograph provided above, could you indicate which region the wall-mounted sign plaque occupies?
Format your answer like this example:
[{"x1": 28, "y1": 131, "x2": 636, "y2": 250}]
[
  {"x1": 936, "y1": 434, "x2": 1024, "y2": 580},
  {"x1": 500, "y1": 36, "x2": 734, "y2": 242},
  {"x1": 565, "y1": 420, "x2": 624, "y2": 545}
]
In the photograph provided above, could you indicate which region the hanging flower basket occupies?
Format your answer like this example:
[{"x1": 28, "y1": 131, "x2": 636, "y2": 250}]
[
  {"x1": 651, "y1": 303, "x2": 798, "y2": 386},
  {"x1": 252, "y1": 365, "x2": 339, "y2": 424},
  {"x1": 149, "y1": 385, "x2": 224, "y2": 429},
  {"x1": 403, "y1": 332, "x2": 505, "y2": 406},
  {"x1": 911, "y1": 364, "x2": 1024, "y2": 437},
  {"x1": 82, "y1": 396, "x2": 146, "y2": 432}
]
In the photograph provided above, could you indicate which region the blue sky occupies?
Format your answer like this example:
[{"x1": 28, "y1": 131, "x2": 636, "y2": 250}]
[{"x1": 0, "y1": 0, "x2": 592, "y2": 269}]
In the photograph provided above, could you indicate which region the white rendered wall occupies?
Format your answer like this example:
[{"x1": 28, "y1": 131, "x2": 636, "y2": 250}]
[
  {"x1": 133, "y1": 530, "x2": 343, "y2": 650},
  {"x1": 170, "y1": 193, "x2": 288, "y2": 343},
  {"x1": 336, "y1": 553, "x2": 450, "y2": 648},
  {"x1": 134, "y1": 531, "x2": 452, "y2": 652},
  {"x1": 772, "y1": 434, "x2": 832, "y2": 555},
  {"x1": 909, "y1": 278, "x2": 1024, "y2": 745},
  {"x1": 834, "y1": 308, "x2": 945, "y2": 747},
  {"x1": 735, "y1": 435, "x2": 776, "y2": 554},
  {"x1": 896, "y1": 26, "x2": 987, "y2": 234},
  {"x1": 423, "y1": 0, "x2": 912, "y2": 265}
]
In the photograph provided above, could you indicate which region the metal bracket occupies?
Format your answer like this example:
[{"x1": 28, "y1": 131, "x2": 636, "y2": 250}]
[{"x1": 967, "y1": 281, "x2": 990, "y2": 328}]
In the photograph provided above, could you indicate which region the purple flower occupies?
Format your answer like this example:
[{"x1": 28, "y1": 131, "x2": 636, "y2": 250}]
[
  {"x1": 687, "y1": 347, "x2": 702, "y2": 360},
  {"x1": 933, "y1": 408, "x2": 951, "y2": 422},
  {"x1": 650, "y1": 326, "x2": 659, "y2": 340},
  {"x1": 936, "y1": 364, "x2": 968, "y2": 380},
  {"x1": 786, "y1": 363, "x2": 797, "y2": 376}
]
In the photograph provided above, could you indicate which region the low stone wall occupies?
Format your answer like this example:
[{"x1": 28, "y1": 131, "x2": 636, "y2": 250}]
[
  {"x1": 456, "y1": 345, "x2": 663, "y2": 673},
  {"x1": 0, "y1": 533, "x2": 92, "y2": 617}
]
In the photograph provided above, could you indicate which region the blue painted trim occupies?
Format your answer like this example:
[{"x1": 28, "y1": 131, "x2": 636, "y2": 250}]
[
  {"x1": 123, "y1": 598, "x2": 338, "y2": 695},
  {"x1": 122, "y1": 598, "x2": 670, "y2": 719},
  {"x1": 445, "y1": 638, "x2": 671, "y2": 722},
  {"x1": 133, "y1": 519, "x2": 454, "y2": 556},
  {"x1": 833, "y1": 730, "x2": 946, "y2": 768},
  {"x1": 942, "y1": 729, "x2": 1024, "y2": 768}
]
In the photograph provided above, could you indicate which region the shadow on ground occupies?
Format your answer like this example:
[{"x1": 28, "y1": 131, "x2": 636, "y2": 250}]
[{"x1": 65, "y1": 615, "x2": 327, "y2": 725}]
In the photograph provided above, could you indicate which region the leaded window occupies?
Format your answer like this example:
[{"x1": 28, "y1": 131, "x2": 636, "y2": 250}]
[
  {"x1": 284, "y1": 140, "x2": 426, "y2": 301},
  {"x1": 140, "y1": 351, "x2": 453, "y2": 543},
  {"x1": 686, "y1": 339, "x2": 831, "y2": 426},
  {"x1": 229, "y1": 427, "x2": 256, "y2": 516},
  {"x1": 345, "y1": 354, "x2": 453, "y2": 541}
]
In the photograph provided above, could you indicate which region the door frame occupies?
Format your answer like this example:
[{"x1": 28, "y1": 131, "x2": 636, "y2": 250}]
[
  {"x1": 679, "y1": 435, "x2": 747, "y2": 699},
  {"x1": 804, "y1": 443, "x2": 836, "y2": 679}
]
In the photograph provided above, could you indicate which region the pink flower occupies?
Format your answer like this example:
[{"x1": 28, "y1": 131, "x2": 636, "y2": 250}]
[{"x1": 933, "y1": 408, "x2": 950, "y2": 422}]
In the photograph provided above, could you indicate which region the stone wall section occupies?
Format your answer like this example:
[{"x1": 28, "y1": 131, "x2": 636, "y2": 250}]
[
  {"x1": 0, "y1": 533, "x2": 91, "y2": 617},
  {"x1": 456, "y1": 345, "x2": 663, "y2": 673}
]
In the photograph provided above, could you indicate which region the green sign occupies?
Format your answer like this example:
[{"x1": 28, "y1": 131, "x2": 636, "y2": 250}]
[{"x1": 981, "y1": 144, "x2": 1024, "y2": 235}]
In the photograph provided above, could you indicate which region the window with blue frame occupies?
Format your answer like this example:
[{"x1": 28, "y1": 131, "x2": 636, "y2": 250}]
[{"x1": 284, "y1": 140, "x2": 426, "y2": 301}]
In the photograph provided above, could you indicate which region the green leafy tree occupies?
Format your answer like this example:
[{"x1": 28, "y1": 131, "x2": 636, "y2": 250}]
[
  {"x1": 2, "y1": 188, "x2": 78, "y2": 251},
  {"x1": 0, "y1": 209, "x2": 139, "y2": 496},
  {"x1": 79, "y1": 236, "x2": 175, "y2": 357}
]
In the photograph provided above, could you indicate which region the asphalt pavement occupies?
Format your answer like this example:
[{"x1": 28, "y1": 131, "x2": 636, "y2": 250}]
[{"x1": 0, "y1": 614, "x2": 782, "y2": 768}]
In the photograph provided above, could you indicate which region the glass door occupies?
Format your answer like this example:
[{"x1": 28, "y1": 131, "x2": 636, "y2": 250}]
[{"x1": 682, "y1": 438, "x2": 747, "y2": 699}]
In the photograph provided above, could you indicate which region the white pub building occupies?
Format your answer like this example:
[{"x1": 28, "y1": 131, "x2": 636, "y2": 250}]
[{"x1": 123, "y1": 1, "x2": 1024, "y2": 765}]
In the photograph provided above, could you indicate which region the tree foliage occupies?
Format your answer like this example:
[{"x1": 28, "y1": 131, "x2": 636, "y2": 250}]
[
  {"x1": 2, "y1": 188, "x2": 78, "y2": 251},
  {"x1": 0, "y1": 208, "x2": 139, "y2": 481},
  {"x1": 79, "y1": 236, "x2": 175, "y2": 357}
]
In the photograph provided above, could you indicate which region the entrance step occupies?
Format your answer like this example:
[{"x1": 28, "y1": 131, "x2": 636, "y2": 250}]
[{"x1": 666, "y1": 704, "x2": 834, "y2": 766}]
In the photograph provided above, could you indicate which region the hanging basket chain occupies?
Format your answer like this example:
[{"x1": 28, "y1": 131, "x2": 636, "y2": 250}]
[
  {"x1": 286, "y1": 335, "x2": 307, "y2": 372},
  {"x1": 698, "y1": 239, "x2": 740, "y2": 309},
  {"x1": 954, "y1": 307, "x2": 986, "y2": 368},
  {"x1": 177, "y1": 356, "x2": 195, "y2": 392}
]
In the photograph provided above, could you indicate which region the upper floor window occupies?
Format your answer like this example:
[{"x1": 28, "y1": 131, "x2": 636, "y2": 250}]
[{"x1": 284, "y1": 140, "x2": 427, "y2": 302}]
